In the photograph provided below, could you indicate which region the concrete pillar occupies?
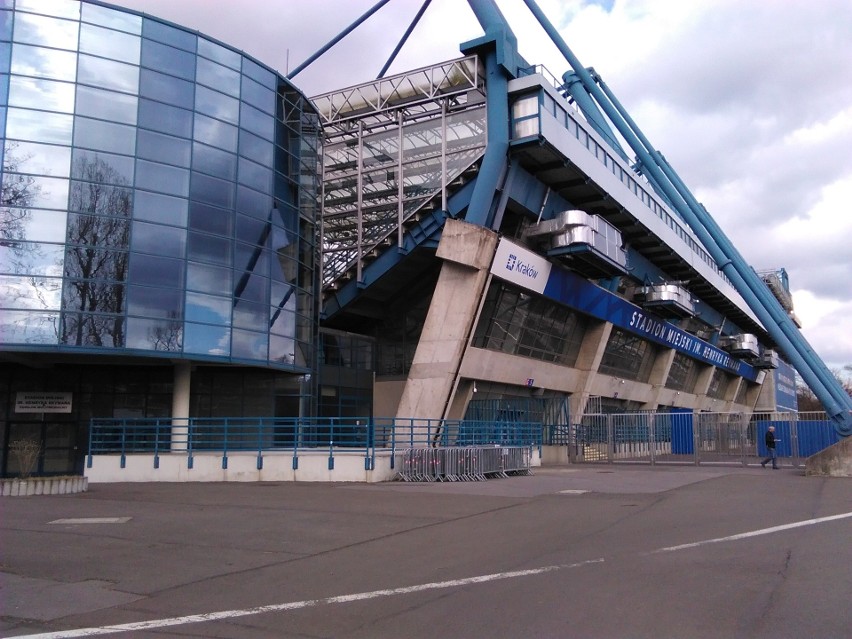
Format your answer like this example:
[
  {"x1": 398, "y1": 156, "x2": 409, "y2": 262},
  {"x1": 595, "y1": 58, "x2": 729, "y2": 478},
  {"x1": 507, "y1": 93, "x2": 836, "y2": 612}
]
[
  {"x1": 171, "y1": 361, "x2": 191, "y2": 451},
  {"x1": 640, "y1": 349, "x2": 676, "y2": 410},
  {"x1": 572, "y1": 320, "x2": 612, "y2": 416}
]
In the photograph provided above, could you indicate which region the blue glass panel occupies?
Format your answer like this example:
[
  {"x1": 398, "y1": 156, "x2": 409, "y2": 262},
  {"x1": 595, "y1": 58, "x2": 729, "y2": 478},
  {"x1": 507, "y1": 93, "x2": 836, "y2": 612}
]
[
  {"x1": 81, "y1": 3, "x2": 142, "y2": 35},
  {"x1": 0, "y1": 274, "x2": 62, "y2": 309},
  {"x1": 195, "y1": 85, "x2": 239, "y2": 124},
  {"x1": 76, "y1": 85, "x2": 138, "y2": 124},
  {"x1": 129, "y1": 253, "x2": 184, "y2": 288},
  {"x1": 135, "y1": 159, "x2": 190, "y2": 197},
  {"x1": 13, "y1": 13, "x2": 78, "y2": 50},
  {"x1": 11, "y1": 44, "x2": 76, "y2": 81},
  {"x1": 138, "y1": 99, "x2": 192, "y2": 138},
  {"x1": 74, "y1": 117, "x2": 136, "y2": 155},
  {"x1": 0, "y1": 241, "x2": 64, "y2": 275},
  {"x1": 78, "y1": 55, "x2": 140, "y2": 94},
  {"x1": 137, "y1": 129, "x2": 191, "y2": 167},
  {"x1": 185, "y1": 291, "x2": 230, "y2": 324},
  {"x1": 128, "y1": 285, "x2": 183, "y2": 318},
  {"x1": 131, "y1": 220, "x2": 186, "y2": 257},
  {"x1": 194, "y1": 113, "x2": 237, "y2": 152},
  {"x1": 0, "y1": 309, "x2": 59, "y2": 344},
  {"x1": 141, "y1": 39, "x2": 195, "y2": 81},
  {"x1": 190, "y1": 172, "x2": 235, "y2": 209},
  {"x1": 4, "y1": 106, "x2": 74, "y2": 143},
  {"x1": 8, "y1": 76, "x2": 74, "y2": 112},
  {"x1": 238, "y1": 129, "x2": 273, "y2": 166},
  {"x1": 240, "y1": 75, "x2": 275, "y2": 115},
  {"x1": 187, "y1": 230, "x2": 231, "y2": 265},
  {"x1": 236, "y1": 213, "x2": 266, "y2": 245},
  {"x1": 15, "y1": 0, "x2": 80, "y2": 20},
  {"x1": 241, "y1": 57, "x2": 275, "y2": 89},
  {"x1": 140, "y1": 68, "x2": 194, "y2": 108},
  {"x1": 231, "y1": 328, "x2": 268, "y2": 360},
  {"x1": 189, "y1": 201, "x2": 232, "y2": 237},
  {"x1": 0, "y1": 11, "x2": 11, "y2": 42},
  {"x1": 269, "y1": 331, "x2": 295, "y2": 364},
  {"x1": 197, "y1": 38, "x2": 240, "y2": 70},
  {"x1": 238, "y1": 157, "x2": 272, "y2": 193},
  {"x1": 62, "y1": 281, "x2": 125, "y2": 313},
  {"x1": 133, "y1": 190, "x2": 187, "y2": 226},
  {"x1": 183, "y1": 322, "x2": 230, "y2": 356},
  {"x1": 232, "y1": 300, "x2": 265, "y2": 330},
  {"x1": 126, "y1": 316, "x2": 183, "y2": 351},
  {"x1": 187, "y1": 260, "x2": 232, "y2": 293},
  {"x1": 0, "y1": 73, "x2": 8, "y2": 101},
  {"x1": 11, "y1": 208, "x2": 67, "y2": 242},
  {"x1": 71, "y1": 149, "x2": 134, "y2": 185},
  {"x1": 6, "y1": 140, "x2": 71, "y2": 177},
  {"x1": 239, "y1": 102, "x2": 274, "y2": 140},
  {"x1": 79, "y1": 22, "x2": 140, "y2": 64},
  {"x1": 142, "y1": 18, "x2": 196, "y2": 52},
  {"x1": 196, "y1": 57, "x2": 240, "y2": 97},
  {"x1": 60, "y1": 312, "x2": 125, "y2": 347},
  {"x1": 64, "y1": 246, "x2": 128, "y2": 279},
  {"x1": 192, "y1": 141, "x2": 236, "y2": 180},
  {"x1": 69, "y1": 184, "x2": 133, "y2": 219},
  {"x1": 232, "y1": 262, "x2": 268, "y2": 304},
  {"x1": 4, "y1": 175, "x2": 68, "y2": 209},
  {"x1": 236, "y1": 185, "x2": 270, "y2": 219}
]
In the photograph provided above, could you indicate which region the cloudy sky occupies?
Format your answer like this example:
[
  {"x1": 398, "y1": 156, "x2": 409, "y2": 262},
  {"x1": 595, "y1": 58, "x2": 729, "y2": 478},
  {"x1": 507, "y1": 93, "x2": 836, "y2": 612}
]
[{"x1": 111, "y1": 0, "x2": 852, "y2": 372}]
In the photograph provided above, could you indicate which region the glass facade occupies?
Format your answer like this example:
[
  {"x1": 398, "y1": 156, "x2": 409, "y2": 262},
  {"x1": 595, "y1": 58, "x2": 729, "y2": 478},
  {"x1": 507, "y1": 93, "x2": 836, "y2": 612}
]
[{"x1": 0, "y1": 0, "x2": 320, "y2": 371}]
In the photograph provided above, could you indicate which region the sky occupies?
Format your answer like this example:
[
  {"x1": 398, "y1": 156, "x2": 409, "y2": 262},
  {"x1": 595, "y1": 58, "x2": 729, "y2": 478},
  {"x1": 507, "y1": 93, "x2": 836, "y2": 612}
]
[{"x1": 110, "y1": 0, "x2": 852, "y2": 373}]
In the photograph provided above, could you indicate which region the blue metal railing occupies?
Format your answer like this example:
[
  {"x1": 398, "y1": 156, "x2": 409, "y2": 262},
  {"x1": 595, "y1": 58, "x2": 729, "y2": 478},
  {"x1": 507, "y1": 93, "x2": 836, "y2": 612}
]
[{"x1": 87, "y1": 417, "x2": 544, "y2": 473}]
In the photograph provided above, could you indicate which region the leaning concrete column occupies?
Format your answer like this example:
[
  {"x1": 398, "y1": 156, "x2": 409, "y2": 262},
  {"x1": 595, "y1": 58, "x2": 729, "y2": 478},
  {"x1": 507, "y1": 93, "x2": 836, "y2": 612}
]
[{"x1": 171, "y1": 361, "x2": 191, "y2": 451}]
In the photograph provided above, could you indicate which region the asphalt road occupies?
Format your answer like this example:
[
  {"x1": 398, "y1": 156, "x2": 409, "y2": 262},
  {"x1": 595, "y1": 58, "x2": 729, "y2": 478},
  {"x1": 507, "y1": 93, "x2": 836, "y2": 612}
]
[{"x1": 2, "y1": 464, "x2": 851, "y2": 639}]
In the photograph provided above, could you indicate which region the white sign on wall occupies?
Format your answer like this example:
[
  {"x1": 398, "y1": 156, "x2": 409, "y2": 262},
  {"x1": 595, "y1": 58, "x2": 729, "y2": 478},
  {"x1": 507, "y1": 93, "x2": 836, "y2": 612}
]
[
  {"x1": 15, "y1": 392, "x2": 73, "y2": 413},
  {"x1": 490, "y1": 239, "x2": 551, "y2": 294}
]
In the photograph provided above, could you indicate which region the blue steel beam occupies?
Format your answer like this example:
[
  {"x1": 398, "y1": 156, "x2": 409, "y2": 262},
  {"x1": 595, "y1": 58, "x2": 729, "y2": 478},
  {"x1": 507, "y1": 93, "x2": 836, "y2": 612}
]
[{"x1": 520, "y1": 0, "x2": 852, "y2": 434}]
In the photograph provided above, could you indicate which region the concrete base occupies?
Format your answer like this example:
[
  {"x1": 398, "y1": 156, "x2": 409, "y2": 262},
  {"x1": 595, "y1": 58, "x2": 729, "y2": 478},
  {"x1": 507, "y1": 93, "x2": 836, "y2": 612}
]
[
  {"x1": 1, "y1": 475, "x2": 89, "y2": 497},
  {"x1": 805, "y1": 436, "x2": 852, "y2": 477}
]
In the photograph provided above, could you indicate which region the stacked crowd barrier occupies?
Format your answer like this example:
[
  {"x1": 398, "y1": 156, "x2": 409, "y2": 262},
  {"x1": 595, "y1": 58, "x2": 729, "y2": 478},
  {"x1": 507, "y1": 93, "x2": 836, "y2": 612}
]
[{"x1": 396, "y1": 446, "x2": 532, "y2": 481}]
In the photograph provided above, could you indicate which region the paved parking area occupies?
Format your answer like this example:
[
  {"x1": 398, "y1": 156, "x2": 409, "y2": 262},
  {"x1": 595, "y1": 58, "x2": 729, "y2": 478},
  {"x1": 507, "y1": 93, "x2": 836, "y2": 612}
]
[{"x1": 2, "y1": 464, "x2": 851, "y2": 638}]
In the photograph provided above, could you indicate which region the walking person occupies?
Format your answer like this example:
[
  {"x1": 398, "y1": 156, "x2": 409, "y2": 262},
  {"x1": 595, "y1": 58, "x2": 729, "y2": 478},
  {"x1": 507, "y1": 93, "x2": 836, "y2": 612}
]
[{"x1": 760, "y1": 425, "x2": 778, "y2": 469}]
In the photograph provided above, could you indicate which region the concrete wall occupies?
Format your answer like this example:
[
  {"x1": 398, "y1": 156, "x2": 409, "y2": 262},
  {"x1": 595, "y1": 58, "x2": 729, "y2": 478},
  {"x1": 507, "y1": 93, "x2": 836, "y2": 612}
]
[{"x1": 805, "y1": 436, "x2": 852, "y2": 477}]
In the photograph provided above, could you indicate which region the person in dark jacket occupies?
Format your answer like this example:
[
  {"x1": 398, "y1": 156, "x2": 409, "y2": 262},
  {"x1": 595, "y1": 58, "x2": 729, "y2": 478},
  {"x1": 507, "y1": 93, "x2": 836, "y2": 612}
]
[{"x1": 760, "y1": 426, "x2": 778, "y2": 469}]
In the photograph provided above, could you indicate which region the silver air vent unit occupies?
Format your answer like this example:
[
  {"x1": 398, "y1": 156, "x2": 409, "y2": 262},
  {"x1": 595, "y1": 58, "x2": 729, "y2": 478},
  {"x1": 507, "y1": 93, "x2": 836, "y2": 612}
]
[
  {"x1": 632, "y1": 283, "x2": 695, "y2": 318},
  {"x1": 753, "y1": 349, "x2": 779, "y2": 369},
  {"x1": 719, "y1": 333, "x2": 759, "y2": 358}
]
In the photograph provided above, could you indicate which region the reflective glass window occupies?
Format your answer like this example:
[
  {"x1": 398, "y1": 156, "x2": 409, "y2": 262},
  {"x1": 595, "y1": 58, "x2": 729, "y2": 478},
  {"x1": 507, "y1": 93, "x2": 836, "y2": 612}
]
[
  {"x1": 192, "y1": 141, "x2": 236, "y2": 181},
  {"x1": 81, "y1": 3, "x2": 141, "y2": 35},
  {"x1": 5, "y1": 107, "x2": 72, "y2": 144},
  {"x1": 189, "y1": 201, "x2": 232, "y2": 237},
  {"x1": 0, "y1": 10, "x2": 12, "y2": 42},
  {"x1": 141, "y1": 39, "x2": 195, "y2": 81},
  {"x1": 195, "y1": 85, "x2": 238, "y2": 124},
  {"x1": 239, "y1": 102, "x2": 273, "y2": 140},
  {"x1": 73, "y1": 117, "x2": 136, "y2": 155},
  {"x1": 233, "y1": 262, "x2": 269, "y2": 304},
  {"x1": 13, "y1": 12, "x2": 78, "y2": 50},
  {"x1": 138, "y1": 99, "x2": 192, "y2": 138},
  {"x1": 238, "y1": 157, "x2": 272, "y2": 193},
  {"x1": 236, "y1": 213, "x2": 266, "y2": 245},
  {"x1": 11, "y1": 44, "x2": 76, "y2": 81},
  {"x1": 238, "y1": 130, "x2": 273, "y2": 166},
  {"x1": 135, "y1": 159, "x2": 190, "y2": 198},
  {"x1": 140, "y1": 68, "x2": 194, "y2": 108},
  {"x1": 240, "y1": 75, "x2": 274, "y2": 115},
  {"x1": 187, "y1": 261, "x2": 232, "y2": 293},
  {"x1": 133, "y1": 190, "x2": 187, "y2": 226},
  {"x1": 131, "y1": 220, "x2": 186, "y2": 257},
  {"x1": 78, "y1": 55, "x2": 140, "y2": 94},
  {"x1": 232, "y1": 300, "x2": 265, "y2": 330},
  {"x1": 5, "y1": 174, "x2": 68, "y2": 210},
  {"x1": 190, "y1": 172, "x2": 234, "y2": 209},
  {"x1": 236, "y1": 185, "x2": 270, "y2": 219},
  {"x1": 0, "y1": 73, "x2": 8, "y2": 102},
  {"x1": 197, "y1": 38, "x2": 240, "y2": 70},
  {"x1": 8, "y1": 76, "x2": 74, "y2": 112},
  {"x1": 62, "y1": 280, "x2": 126, "y2": 313},
  {"x1": 0, "y1": 274, "x2": 62, "y2": 310},
  {"x1": 231, "y1": 328, "x2": 267, "y2": 360},
  {"x1": 60, "y1": 312, "x2": 125, "y2": 347},
  {"x1": 196, "y1": 57, "x2": 239, "y2": 97},
  {"x1": 193, "y1": 113, "x2": 237, "y2": 152},
  {"x1": 129, "y1": 253, "x2": 184, "y2": 288},
  {"x1": 126, "y1": 316, "x2": 183, "y2": 351},
  {"x1": 142, "y1": 18, "x2": 195, "y2": 52},
  {"x1": 79, "y1": 22, "x2": 140, "y2": 64},
  {"x1": 5, "y1": 140, "x2": 71, "y2": 177},
  {"x1": 241, "y1": 57, "x2": 275, "y2": 89},
  {"x1": 16, "y1": 0, "x2": 80, "y2": 20},
  {"x1": 269, "y1": 332, "x2": 295, "y2": 363},
  {"x1": 76, "y1": 85, "x2": 137, "y2": 124},
  {"x1": 0, "y1": 309, "x2": 59, "y2": 344},
  {"x1": 10, "y1": 208, "x2": 67, "y2": 242},
  {"x1": 186, "y1": 291, "x2": 230, "y2": 324},
  {"x1": 0, "y1": 241, "x2": 64, "y2": 276},
  {"x1": 137, "y1": 129, "x2": 191, "y2": 167},
  {"x1": 186, "y1": 231, "x2": 231, "y2": 264},
  {"x1": 183, "y1": 322, "x2": 229, "y2": 356},
  {"x1": 71, "y1": 149, "x2": 134, "y2": 187}
]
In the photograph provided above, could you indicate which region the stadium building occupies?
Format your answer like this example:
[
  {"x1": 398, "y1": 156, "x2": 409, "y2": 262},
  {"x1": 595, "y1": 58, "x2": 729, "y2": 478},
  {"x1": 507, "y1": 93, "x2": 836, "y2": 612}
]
[{"x1": 1, "y1": 0, "x2": 848, "y2": 480}]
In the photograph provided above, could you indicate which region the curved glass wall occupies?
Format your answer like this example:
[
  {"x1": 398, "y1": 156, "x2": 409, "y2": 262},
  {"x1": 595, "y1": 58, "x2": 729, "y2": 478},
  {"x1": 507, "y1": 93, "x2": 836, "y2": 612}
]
[{"x1": 0, "y1": 0, "x2": 320, "y2": 371}]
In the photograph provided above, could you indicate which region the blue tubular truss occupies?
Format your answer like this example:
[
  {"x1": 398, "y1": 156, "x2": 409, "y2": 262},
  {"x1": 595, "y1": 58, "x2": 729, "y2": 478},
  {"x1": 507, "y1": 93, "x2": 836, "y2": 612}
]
[{"x1": 518, "y1": 0, "x2": 851, "y2": 436}]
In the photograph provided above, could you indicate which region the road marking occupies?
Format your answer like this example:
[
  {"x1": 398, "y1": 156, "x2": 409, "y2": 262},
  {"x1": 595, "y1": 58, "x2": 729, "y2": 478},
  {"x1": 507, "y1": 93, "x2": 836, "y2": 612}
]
[
  {"x1": 12, "y1": 559, "x2": 605, "y2": 638},
  {"x1": 651, "y1": 511, "x2": 852, "y2": 553},
  {"x1": 49, "y1": 518, "x2": 132, "y2": 525},
  {"x1": 559, "y1": 489, "x2": 589, "y2": 494}
]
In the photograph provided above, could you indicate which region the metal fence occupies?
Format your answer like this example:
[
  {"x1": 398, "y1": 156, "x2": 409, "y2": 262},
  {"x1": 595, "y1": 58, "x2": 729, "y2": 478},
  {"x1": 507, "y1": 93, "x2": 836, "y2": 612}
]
[
  {"x1": 88, "y1": 416, "x2": 543, "y2": 474},
  {"x1": 560, "y1": 411, "x2": 841, "y2": 467}
]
